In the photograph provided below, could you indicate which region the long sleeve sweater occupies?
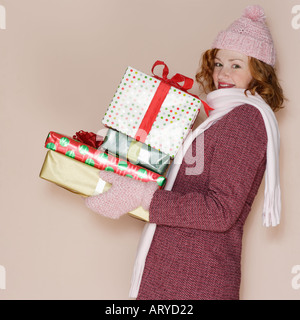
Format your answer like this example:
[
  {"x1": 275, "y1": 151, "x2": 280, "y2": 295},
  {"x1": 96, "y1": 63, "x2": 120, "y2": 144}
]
[{"x1": 136, "y1": 104, "x2": 267, "y2": 300}]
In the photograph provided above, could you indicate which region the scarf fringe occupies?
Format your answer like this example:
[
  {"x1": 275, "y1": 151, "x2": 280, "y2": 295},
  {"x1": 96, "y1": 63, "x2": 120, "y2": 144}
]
[{"x1": 263, "y1": 184, "x2": 281, "y2": 227}]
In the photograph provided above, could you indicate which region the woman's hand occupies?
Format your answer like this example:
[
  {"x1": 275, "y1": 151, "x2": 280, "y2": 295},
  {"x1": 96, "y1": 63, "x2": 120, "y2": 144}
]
[{"x1": 84, "y1": 170, "x2": 159, "y2": 219}]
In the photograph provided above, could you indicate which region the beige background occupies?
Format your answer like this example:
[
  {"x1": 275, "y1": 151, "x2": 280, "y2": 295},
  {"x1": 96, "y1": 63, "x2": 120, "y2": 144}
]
[{"x1": 0, "y1": 0, "x2": 299, "y2": 300}]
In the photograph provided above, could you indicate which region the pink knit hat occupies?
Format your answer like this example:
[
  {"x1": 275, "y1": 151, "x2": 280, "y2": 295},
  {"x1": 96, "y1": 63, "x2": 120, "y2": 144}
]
[{"x1": 211, "y1": 5, "x2": 276, "y2": 66}]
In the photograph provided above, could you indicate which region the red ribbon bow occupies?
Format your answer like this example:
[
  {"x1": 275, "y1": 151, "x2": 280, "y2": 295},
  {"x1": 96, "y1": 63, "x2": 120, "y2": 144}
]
[
  {"x1": 73, "y1": 130, "x2": 104, "y2": 149},
  {"x1": 151, "y1": 60, "x2": 213, "y2": 116}
]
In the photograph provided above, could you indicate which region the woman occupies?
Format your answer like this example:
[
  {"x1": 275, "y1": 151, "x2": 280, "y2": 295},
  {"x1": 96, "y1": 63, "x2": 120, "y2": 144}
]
[{"x1": 85, "y1": 5, "x2": 285, "y2": 299}]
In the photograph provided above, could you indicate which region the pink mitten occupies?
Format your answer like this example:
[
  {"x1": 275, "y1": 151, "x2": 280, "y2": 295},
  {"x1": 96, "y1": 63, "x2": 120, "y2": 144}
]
[{"x1": 84, "y1": 170, "x2": 159, "y2": 219}]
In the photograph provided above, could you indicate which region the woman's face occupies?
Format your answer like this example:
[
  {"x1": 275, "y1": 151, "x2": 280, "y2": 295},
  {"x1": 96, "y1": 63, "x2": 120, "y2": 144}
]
[{"x1": 212, "y1": 49, "x2": 253, "y2": 90}]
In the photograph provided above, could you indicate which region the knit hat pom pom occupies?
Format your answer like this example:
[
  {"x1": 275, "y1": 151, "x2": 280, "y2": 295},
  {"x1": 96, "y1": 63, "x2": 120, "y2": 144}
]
[{"x1": 243, "y1": 5, "x2": 266, "y2": 22}]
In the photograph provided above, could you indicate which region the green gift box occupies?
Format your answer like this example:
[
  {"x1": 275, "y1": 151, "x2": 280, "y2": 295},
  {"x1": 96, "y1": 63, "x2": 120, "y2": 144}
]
[{"x1": 101, "y1": 128, "x2": 171, "y2": 175}]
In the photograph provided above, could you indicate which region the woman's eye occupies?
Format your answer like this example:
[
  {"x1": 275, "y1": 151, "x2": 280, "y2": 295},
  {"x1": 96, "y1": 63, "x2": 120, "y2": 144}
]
[
  {"x1": 232, "y1": 64, "x2": 241, "y2": 69},
  {"x1": 214, "y1": 62, "x2": 222, "y2": 67}
]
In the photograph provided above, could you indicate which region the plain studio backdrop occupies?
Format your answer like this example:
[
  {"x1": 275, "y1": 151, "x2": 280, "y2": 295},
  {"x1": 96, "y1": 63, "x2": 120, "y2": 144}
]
[{"x1": 0, "y1": 0, "x2": 300, "y2": 299}]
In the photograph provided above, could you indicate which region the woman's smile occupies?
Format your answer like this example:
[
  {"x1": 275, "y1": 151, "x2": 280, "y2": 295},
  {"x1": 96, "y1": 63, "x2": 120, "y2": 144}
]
[{"x1": 217, "y1": 82, "x2": 236, "y2": 89}]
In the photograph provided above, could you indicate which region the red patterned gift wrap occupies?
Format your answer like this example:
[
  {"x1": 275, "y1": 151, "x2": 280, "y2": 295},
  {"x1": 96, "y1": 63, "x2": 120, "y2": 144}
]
[{"x1": 45, "y1": 131, "x2": 166, "y2": 188}]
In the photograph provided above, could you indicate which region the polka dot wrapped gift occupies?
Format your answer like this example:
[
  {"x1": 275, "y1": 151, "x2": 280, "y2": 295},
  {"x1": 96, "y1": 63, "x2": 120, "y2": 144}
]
[
  {"x1": 102, "y1": 61, "x2": 212, "y2": 158},
  {"x1": 45, "y1": 131, "x2": 166, "y2": 188}
]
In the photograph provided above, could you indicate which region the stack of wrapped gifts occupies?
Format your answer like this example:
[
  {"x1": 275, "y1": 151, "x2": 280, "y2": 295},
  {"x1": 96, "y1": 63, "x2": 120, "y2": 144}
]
[{"x1": 39, "y1": 61, "x2": 210, "y2": 221}]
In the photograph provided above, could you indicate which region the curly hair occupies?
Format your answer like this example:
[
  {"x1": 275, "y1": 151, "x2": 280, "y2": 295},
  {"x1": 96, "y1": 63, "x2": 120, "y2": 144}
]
[{"x1": 195, "y1": 49, "x2": 285, "y2": 112}]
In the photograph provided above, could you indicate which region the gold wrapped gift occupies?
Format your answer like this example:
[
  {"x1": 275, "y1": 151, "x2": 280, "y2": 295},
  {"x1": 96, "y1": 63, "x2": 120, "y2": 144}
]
[{"x1": 39, "y1": 150, "x2": 149, "y2": 221}]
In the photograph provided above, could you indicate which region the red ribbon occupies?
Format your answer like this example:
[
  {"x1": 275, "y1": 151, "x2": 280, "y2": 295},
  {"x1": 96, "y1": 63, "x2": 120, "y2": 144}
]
[
  {"x1": 73, "y1": 130, "x2": 104, "y2": 149},
  {"x1": 134, "y1": 61, "x2": 213, "y2": 143},
  {"x1": 134, "y1": 81, "x2": 171, "y2": 142},
  {"x1": 151, "y1": 61, "x2": 213, "y2": 117},
  {"x1": 151, "y1": 60, "x2": 194, "y2": 92}
]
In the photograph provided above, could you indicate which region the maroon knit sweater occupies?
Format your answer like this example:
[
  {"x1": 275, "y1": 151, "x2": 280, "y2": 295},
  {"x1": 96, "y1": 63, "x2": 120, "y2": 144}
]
[{"x1": 137, "y1": 105, "x2": 268, "y2": 300}]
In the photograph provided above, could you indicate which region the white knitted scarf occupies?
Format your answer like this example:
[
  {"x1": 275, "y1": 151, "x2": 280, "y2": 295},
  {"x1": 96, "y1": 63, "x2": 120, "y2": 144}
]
[{"x1": 129, "y1": 88, "x2": 281, "y2": 298}]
